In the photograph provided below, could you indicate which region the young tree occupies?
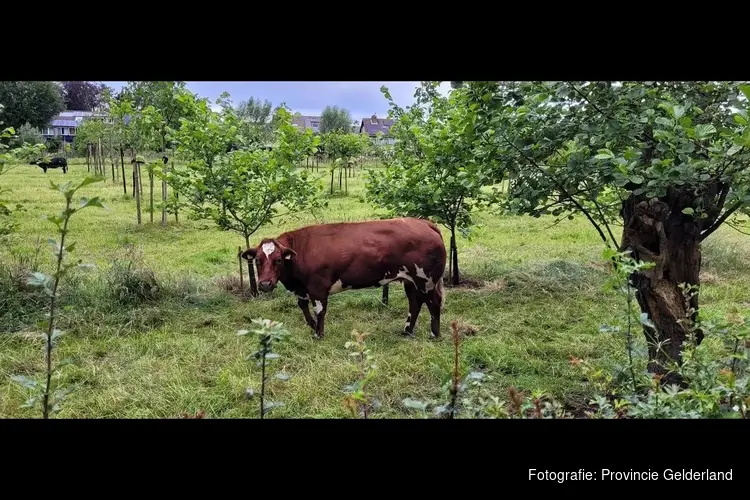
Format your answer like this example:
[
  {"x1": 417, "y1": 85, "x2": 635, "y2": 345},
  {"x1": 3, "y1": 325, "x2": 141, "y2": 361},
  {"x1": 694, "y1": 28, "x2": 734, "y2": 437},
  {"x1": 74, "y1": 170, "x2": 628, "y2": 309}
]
[
  {"x1": 0, "y1": 81, "x2": 65, "y2": 130},
  {"x1": 470, "y1": 81, "x2": 750, "y2": 383},
  {"x1": 171, "y1": 100, "x2": 321, "y2": 296},
  {"x1": 122, "y1": 81, "x2": 195, "y2": 150},
  {"x1": 320, "y1": 105, "x2": 353, "y2": 134},
  {"x1": 365, "y1": 82, "x2": 498, "y2": 285},
  {"x1": 322, "y1": 131, "x2": 370, "y2": 194}
]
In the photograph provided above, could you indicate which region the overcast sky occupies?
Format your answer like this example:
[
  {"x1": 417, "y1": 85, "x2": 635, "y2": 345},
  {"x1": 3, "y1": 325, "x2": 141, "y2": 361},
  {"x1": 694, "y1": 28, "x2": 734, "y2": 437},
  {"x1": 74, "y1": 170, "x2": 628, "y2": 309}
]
[{"x1": 103, "y1": 81, "x2": 453, "y2": 122}]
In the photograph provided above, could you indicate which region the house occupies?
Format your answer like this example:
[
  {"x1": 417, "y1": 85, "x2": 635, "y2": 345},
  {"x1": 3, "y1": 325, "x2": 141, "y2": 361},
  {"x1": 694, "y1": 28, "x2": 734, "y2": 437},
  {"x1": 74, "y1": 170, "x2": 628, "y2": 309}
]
[
  {"x1": 359, "y1": 114, "x2": 395, "y2": 145},
  {"x1": 291, "y1": 115, "x2": 322, "y2": 134},
  {"x1": 41, "y1": 110, "x2": 110, "y2": 143}
]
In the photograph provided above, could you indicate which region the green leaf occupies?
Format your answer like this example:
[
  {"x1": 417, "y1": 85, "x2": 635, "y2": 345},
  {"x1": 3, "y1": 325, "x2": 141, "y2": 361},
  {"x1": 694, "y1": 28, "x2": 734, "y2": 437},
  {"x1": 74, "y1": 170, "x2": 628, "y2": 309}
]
[
  {"x1": 80, "y1": 197, "x2": 105, "y2": 209},
  {"x1": 629, "y1": 175, "x2": 645, "y2": 185},
  {"x1": 263, "y1": 401, "x2": 285, "y2": 412},
  {"x1": 594, "y1": 149, "x2": 614, "y2": 160},
  {"x1": 640, "y1": 313, "x2": 656, "y2": 329},
  {"x1": 655, "y1": 117, "x2": 673, "y2": 127},
  {"x1": 694, "y1": 124, "x2": 717, "y2": 139},
  {"x1": 739, "y1": 84, "x2": 750, "y2": 102},
  {"x1": 26, "y1": 272, "x2": 48, "y2": 287},
  {"x1": 11, "y1": 375, "x2": 38, "y2": 389},
  {"x1": 403, "y1": 398, "x2": 428, "y2": 411},
  {"x1": 727, "y1": 144, "x2": 743, "y2": 156},
  {"x1": 682, "y1": 207, "x2": 695, "y2": 215},
  {"x1": 673, "y1": 105, "x2": 685, "y2": 120}
]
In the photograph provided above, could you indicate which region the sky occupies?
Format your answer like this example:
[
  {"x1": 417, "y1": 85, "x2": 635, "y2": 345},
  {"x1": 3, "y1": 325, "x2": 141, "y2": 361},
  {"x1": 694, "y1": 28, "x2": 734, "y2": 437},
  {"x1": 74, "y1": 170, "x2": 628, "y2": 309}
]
[{"x1": 102, "y1": 81, "x2": 452, "y2": 122}]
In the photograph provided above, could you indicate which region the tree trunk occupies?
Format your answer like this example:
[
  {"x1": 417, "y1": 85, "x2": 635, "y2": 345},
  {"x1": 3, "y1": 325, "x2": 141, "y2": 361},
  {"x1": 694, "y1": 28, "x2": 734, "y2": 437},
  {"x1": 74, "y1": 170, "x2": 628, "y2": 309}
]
[
  {"x1": 620, "y1": 196, "x2": 703, "y2": 386},
  {"x1": 98, "y1": 138, "x2": 104, "y2": 177},
  {"x1": 244, "y1": 234, "x2": 258, "y2": 297},
  {"x1": 86, "y1": 144, "x2": 91, "y2": 172},
  {"x1": 134, "y1": 163, "x2": 142, "y2": 224},
  {"x1": 120, "y1": 147, "x2": 126, "y2": 195},
  {"x1": 330, "y1": 169, "x2": 334, "y2": 194},
  {"x1": 238, "y1": 245, "x2": 244, "y2": 291},
  {"x1": 149, "y1": 168, "x2": 154, "y2": 224},
  {"x1": 161, "y1": 138, "x2": 167, "y2": 226},
  {"x1": 449, "y1": 227, "x2": 459, "y2": 286}
]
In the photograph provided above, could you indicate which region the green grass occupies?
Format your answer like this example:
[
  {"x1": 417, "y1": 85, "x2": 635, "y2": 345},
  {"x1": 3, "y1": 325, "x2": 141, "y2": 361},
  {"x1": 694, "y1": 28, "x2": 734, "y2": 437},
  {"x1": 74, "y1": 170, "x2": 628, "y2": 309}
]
[{"x1": 1, "y1": 158, "x2": 749, "y2": 418}]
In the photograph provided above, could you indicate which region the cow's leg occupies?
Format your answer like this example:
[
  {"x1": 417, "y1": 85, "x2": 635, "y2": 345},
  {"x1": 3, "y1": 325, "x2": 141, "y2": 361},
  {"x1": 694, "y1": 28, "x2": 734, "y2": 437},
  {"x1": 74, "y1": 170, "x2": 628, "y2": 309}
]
[
  {"x1": 311, "y1": 296, "x2": 329, "y2": 339},
  {"x1": 425, "y1": 290, "x2": 441, "y2": 339},
  {"x1": 402, "y1": 281, "x2": 422, "y2": 337},
  {"x1": 296, "y1": 294, "x2": 317, "y2": 331}
]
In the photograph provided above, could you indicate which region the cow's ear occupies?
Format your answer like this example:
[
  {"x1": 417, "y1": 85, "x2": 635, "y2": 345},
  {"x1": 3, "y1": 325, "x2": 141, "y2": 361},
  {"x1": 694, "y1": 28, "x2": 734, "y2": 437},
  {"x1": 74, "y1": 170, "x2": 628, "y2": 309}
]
[
  {"x1": 281, "y1": 248, "x2": 297, "y2": 261},
  {"x1": 240, "y1": 248, "x2": 257, "y2": 261}
]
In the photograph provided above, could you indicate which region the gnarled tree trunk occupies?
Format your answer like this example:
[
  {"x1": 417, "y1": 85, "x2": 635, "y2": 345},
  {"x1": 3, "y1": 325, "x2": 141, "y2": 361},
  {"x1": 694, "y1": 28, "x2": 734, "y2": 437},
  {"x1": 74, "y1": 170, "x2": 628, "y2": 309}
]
[{"x1": 620, "y1": 195, "x2": 704, "y2": 386}]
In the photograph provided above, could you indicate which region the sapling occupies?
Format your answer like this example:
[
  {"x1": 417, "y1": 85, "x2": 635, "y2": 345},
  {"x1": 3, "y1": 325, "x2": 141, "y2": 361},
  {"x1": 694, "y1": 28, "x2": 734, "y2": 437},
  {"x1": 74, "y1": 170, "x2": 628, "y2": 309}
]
[
  {"x1": 238, "y1": 318, "x2": 291, "y2": 419},
  {"x1": 11, "y1": 175, "x2": 105, "y2": 418},
  {"x1": 600, "y1": 248, "x2": 656, "y2": 392},
  {"x1": 343, "y1": 330, "x2": 378, "y2": 419}
]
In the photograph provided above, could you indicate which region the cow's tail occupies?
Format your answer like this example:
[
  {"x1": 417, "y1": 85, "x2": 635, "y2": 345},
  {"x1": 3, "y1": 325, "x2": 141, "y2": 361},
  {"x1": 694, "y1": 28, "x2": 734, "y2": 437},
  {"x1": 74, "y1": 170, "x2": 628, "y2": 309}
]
[
  {"x1": 435, "y1": 273, "x2": 445, "y2": 310},
  {"x1": 420, "y1": 218, "x2": 446, "y2": 309}
]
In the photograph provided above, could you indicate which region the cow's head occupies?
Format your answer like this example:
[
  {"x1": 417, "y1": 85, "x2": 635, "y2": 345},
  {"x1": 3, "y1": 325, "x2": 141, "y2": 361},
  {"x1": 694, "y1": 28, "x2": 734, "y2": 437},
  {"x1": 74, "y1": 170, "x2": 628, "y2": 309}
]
[{"x1": 240, "y1": 239, "x2": 296, "y2": 293}]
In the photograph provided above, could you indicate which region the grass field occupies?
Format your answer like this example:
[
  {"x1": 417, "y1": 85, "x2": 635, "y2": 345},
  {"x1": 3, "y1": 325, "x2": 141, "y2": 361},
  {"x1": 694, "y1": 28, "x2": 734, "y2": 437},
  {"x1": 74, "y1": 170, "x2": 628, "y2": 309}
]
[{"x1": 1, "y1": 158, "x2": 749, "y2": 418}]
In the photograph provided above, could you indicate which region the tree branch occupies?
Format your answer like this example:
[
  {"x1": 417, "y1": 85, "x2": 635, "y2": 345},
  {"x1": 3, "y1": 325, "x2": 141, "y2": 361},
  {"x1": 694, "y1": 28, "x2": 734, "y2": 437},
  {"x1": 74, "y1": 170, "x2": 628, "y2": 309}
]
[
  {"x1": 500, "y1": 133, "x2": 614, "y2": 248},
  {"x1": 726, "y1": 221, "x2": 750, "y2": 236},
  {"x1": 700, "y1": 201, "x2": 744, "y2": 241},
  {"x1": 567, "y1": 82, "x2": 610, "y2": 118}
]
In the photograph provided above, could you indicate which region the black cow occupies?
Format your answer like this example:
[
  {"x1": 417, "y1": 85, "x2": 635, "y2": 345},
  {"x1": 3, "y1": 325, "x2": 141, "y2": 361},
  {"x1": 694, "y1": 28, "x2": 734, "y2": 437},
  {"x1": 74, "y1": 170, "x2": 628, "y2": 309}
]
[{"x1": 30, "y1": 157, "x2": 68, "y2": 174}]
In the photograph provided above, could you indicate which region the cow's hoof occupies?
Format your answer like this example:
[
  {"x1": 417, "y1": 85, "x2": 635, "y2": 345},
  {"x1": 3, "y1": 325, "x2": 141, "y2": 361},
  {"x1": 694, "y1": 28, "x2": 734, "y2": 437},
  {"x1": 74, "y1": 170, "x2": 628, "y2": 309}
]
[
  {"x1": 401, "y1": 330, "x2": 415, "y2": 338},
  {"x1": 312, "y1": 333, "x2": 324, "y2": 340},
  {"x1": 429, "y1": 333, "x2": 440, "y2": 341}
]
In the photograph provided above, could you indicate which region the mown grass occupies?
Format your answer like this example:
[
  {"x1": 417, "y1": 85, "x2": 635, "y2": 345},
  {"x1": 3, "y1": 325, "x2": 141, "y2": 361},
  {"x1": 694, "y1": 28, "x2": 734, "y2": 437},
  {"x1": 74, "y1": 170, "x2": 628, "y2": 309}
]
[{"x1": 1, "y1": 158, "x2": 749, "y2": 418}]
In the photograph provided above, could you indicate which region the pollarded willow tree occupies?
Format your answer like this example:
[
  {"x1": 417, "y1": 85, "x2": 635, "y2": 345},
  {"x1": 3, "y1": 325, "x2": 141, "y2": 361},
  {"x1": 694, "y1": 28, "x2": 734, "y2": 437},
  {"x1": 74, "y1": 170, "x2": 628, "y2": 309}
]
[
  {"x1": 365, "y1": 82, "x2": 500, "y2": 285},
  {"x1": 171, "y1": 96, "x2": 321, "y2": 296},
  {"x1": 466, "y1": 81, "x2": 750, "y2": 382}
]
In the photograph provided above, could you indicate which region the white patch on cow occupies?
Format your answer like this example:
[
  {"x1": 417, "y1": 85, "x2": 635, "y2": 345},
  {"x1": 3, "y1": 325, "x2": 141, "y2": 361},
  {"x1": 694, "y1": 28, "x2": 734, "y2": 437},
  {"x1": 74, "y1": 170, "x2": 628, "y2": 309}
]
[
  {"x1": 296, "y1": 294, "x2": 309, "y2": 301},
  {"x1": 262, "y1": 242, "x2": 276, "y2": 257},
  {"x1": 414, "y1": 264, "x2": 435, "y2": 292},
  {"x1": 313, "y1": 300, "x2": 323, "y2": 314},
  {"x1": 329, "y1": 279, "x2": 346, "y2": 295},
  {"x1": 378, "y1": 266, "x2": 414, "y2": 286}
]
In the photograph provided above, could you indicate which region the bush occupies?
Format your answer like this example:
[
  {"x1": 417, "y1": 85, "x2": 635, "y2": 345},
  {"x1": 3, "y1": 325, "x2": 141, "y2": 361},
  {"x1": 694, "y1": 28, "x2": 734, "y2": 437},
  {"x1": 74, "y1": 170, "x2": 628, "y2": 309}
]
[
  {"x1": 13, "y1": 123, "x2": 44, "y2": 147},
  {"x1": 106, "y1": 245, "x2": 161, "y2": 306}
]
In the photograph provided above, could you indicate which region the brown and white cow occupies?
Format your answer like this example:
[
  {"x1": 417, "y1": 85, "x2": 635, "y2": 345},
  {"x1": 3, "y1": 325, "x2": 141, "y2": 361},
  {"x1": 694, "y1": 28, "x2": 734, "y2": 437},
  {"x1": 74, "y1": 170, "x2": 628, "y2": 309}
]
[{"x1": 240, "y1": 217, "x2": 447, "y2": 339}]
